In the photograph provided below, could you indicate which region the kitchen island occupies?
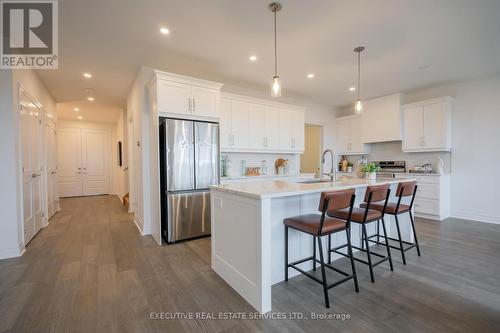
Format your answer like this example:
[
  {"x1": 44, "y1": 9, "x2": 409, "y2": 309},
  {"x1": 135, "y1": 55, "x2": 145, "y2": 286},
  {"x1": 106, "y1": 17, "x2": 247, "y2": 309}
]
[{"x1": 210, "y1": 177, "x2": 416, "y2": 313}]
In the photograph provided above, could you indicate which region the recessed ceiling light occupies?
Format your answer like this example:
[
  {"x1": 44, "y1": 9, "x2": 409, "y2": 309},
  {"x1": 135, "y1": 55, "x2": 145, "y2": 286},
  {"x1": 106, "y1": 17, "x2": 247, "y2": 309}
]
[
  {"x1": 349, "y1": 86, "x2": 356, "y2": 92},
  {"x1": 307, "y1": 73, "x2": 315, "y2": 79},
  {"x1": 249, "y1": 55, "x2": 257, "y2": 62},
  {"x1": 73, "y1": 107, "x2": 79, "y2": 111},
  {"x1": 87, "y1": 97, "x2": 94, "y2": 101},
  {"x1": 77, "y1": 116, "x2": 83, "y2": 120},
  {"x1": 160, "y1": 27, "x2": 170, "y2": 35},
  {"x1": 83, "y1": 73, "x2": 92, "y2": 78}
]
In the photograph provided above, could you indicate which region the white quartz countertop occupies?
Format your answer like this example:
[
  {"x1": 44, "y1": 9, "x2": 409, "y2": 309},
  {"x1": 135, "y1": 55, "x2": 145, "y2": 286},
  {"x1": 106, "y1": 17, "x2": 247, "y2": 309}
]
[
  {"x1": 220, "y1": 173, "x2": 315, "y2": 181},
  {"x1": 210, "y1": 177, "x2": 415, "y2": 199}
]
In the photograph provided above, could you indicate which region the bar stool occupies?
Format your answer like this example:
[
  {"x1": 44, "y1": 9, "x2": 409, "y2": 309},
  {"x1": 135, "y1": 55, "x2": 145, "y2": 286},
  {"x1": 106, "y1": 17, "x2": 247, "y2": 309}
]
[
  {"x1": 327, "y1": 184, "x2": 393, "y2": 283},
  {"x1": 284, "y1": 189, "x2": 359, "y2": 308},
  {"x1": 360, "y1": 181, "x2": 420, "y2": 265}
]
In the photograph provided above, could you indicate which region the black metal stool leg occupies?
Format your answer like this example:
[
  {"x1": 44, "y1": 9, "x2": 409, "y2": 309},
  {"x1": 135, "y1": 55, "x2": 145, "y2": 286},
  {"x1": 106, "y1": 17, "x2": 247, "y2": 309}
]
[
  {"x1": 317, "y1": 236, "x2": 330, "y2": 308},
  {"x1": 362, "y1": 224, "x2": 375, "y2": 283},
  {"x1": 346, "y1": 227, "x2": 359, "y2": 292},
  {"x1": 313, "y1": 236, "x2": 317, "y2": 271},
  {"x1": 381, "y1": 217, "x2": 394, "y2": 271},
  {"x1": 394, "y1": 215, "x2": 407, "y2": 265},
  {"x1": 409, "y1": 211, "x2": 421, "y2": 256},
  {"x1": 328, "y1": 234, "x2": 331, "y2": 264},
  {"x1": 284, "y1": 226, "x2": 289, "y2": 281},
  {"x1": 376, "y1": 219, "x2": 380, "y2": 243},
  {"x1": 361, "y1": 224, "x2": 365, "y2": 251}
]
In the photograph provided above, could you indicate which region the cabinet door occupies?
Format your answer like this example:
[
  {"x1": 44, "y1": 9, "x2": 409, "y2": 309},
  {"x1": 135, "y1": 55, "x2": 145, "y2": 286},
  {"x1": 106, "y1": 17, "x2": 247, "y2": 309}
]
[
  {"x1": 291, "y1": 110, "x2": 305, "y2": 152},
  {"x1": 157, "y1": 80, "x2": 191, "y2": 115},
  {"x1": 265, "y1": 107, "x2": 281, "y2": 150},
  {"x1": 335, "y1": 117, "x2": 351, "y2": 154},
  {"x1": 349, "y1": 116, "x2": 367, "y2": 154},
  {"x1": 403, "y1": 106, "x2": 424, "y2": 150},
  {"x1": 231, "y1": 100, "x2": 250, "y2": 149},
  {"x1": 219, "y1": 98, "x2": 232, "y2": 150},
  {"x1": 423, "y1": 102, "x2": 447, "y2": 149},
  {"x1": 248, "y1": 103, "x2": 267, "y2": 149},
  {"x1": 191, "y1": 86, "x2": 218, "y2": 118},
  {"x1": 279, "y1": 109, "x2": 294, "y2": 151}
]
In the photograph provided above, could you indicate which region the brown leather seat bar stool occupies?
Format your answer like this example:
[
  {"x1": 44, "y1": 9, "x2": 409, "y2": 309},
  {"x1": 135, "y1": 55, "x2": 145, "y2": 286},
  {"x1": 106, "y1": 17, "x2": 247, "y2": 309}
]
[
  {"x1": 284, "y1": 189, "x2": 359, "y2": 308},
  {"x1": 327, "y1": 184, "x2": 393, "y2": 283},
  {"x1": 360, "y1": 181, "x2": 420, "y2": 265}
]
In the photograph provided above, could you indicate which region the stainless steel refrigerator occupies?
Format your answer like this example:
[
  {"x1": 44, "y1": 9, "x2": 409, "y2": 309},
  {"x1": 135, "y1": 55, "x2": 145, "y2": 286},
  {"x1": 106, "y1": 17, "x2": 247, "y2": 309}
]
[{"x1": 159, "y1": 118, "x2": 219, "y2": 243}]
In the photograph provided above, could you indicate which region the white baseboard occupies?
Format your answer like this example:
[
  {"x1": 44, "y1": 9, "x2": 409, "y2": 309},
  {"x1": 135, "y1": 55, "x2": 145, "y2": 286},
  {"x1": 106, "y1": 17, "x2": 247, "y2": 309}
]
[
  {"x1": 134, "y1": 215, "x2": 145, "y2": 235},
  {"x1": 451, "y1": 210, "x2": 500, "y2": 225},
  {"x1": 0, "y1": 242, "x2": 25, "y2": 260}
]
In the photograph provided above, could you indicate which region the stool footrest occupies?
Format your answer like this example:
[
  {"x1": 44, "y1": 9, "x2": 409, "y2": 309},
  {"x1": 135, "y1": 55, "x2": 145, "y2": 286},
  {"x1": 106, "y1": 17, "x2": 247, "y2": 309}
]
[
  {"x1": 287, "y1": 256, "x2": 355, "y2": 289},
  {"x1": 365, "y1": 234, "x2": 417, "y2": 252}
]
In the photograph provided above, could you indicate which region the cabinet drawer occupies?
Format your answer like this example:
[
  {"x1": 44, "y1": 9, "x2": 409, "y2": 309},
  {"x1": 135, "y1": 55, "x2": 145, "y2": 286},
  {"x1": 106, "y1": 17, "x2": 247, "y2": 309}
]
[
  {"x1": 415, "y1": 183, "x2": 439, "y2": 200},
  {"x1": 395, "y1": 174, "x2": 439, "y2": 184},
  {"x1": 414, "y1": 198, "x2": 439, "y2": 215}
]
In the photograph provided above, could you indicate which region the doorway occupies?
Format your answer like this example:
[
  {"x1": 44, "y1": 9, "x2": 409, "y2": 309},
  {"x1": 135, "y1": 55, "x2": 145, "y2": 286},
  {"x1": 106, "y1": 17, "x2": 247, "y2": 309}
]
[{"x1": 301, "y1": 124, "x2": 323, "y2": 178}]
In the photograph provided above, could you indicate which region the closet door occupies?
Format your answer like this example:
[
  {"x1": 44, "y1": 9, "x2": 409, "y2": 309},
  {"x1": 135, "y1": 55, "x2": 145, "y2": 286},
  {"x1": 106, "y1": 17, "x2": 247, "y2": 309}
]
[
  {"x1": 82, "y1": 129, "x2": 110, "y2": 196},
  {"x1": 58, "y1": 128, "x2": 83, "y2": 197},
  {"x1": 20, "y1": 94, "x2": 43, "y2": 244}
]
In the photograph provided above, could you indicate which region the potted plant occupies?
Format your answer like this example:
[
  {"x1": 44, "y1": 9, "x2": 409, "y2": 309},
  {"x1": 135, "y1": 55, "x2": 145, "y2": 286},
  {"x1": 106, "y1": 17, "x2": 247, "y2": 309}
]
[
  {"x1": 361, "y1": 162, "x2": 380, "y2": 180},
  {"x1": 347, "y1": 161, "x2": 353, "y2": 173}
]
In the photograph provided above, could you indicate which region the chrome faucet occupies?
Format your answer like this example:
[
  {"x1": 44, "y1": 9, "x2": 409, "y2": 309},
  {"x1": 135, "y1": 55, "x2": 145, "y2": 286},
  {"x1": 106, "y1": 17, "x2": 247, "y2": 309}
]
[{"x1": 322, "y1": 149, "x2": 336, "y2": 182}]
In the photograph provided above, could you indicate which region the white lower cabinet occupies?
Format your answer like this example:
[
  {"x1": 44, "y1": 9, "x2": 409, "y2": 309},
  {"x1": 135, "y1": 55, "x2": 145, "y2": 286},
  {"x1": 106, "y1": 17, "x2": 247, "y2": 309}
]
[
  {"x1": 394, "y1": 174, "x2": 450, "y2": 221},
  {"x1": 220, "y1": 93, "x2": 305, "y2": 153}
]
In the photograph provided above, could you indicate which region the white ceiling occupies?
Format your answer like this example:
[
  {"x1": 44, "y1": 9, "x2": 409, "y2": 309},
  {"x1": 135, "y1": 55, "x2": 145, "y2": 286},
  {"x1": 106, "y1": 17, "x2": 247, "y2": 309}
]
[
  {"x1": 57, "y1": 101, "x2": 122, "y2": 123},
  {"x1": 37, "y1": 0, "x2": 500, "y2": 112}
]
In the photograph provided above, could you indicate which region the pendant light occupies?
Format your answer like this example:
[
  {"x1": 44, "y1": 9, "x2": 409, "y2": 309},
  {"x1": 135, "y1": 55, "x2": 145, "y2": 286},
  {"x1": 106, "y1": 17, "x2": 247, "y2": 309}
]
[
  {"x1": 269, "y1": 2, "x2": 282, "y2": 97},
  {"x1": 354, "y1": 46, "x2": 365, "y2": 114}
]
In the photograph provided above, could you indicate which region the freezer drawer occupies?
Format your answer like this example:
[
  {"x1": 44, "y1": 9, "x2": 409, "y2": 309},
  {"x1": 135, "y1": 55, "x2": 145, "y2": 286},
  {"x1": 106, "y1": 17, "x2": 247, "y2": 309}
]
[{"x1": 167, "y1": 190, "x2": 211, "y2": 242}]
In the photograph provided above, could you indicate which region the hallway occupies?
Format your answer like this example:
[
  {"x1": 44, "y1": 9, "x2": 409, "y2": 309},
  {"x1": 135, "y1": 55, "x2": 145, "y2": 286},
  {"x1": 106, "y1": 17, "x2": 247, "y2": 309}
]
[{"x1": 1, "y1": 196, "x2": 500, "y2": 333}]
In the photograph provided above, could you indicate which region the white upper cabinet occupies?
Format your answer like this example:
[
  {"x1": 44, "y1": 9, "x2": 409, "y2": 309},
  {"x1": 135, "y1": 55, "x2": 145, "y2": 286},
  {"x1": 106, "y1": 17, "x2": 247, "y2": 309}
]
[
  {"x1": 191, "y1": 86, "x2": 219, "y2": 118},
  {"x1": 335, "y1": 115, "x2": 370, "y2": 155},
  {"x1": 220, "y1": 93, "x2": 305, "y2": 153},
  {"x1": 361, "y1": 93, "x2": 402, "y2": 143},
  {"x1": 157, "y1": 80, "x2": 191, "y2": 115},
  {"x1": 152, "y1": 71, "x2": 223, "y2": 120},
  {"x1": 402, "y1": 97, "x2": 453, "y2": 152}
]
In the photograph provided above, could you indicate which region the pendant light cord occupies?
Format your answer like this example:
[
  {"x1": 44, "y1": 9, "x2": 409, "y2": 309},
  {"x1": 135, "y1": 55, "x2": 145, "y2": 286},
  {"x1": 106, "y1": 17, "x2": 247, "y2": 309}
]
[
  {"x1": 274, "y1": 7, "x2": 278, "y2": 75},
  {"x1": 357, "y1": 51, "x2": 361, "y2": 100}
]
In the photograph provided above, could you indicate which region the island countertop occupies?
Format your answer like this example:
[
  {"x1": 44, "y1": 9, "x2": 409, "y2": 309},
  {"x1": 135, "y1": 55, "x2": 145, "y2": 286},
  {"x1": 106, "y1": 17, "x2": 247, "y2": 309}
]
[{"x1": 210, "y1": 177, "x2": 412, "y2": 199}]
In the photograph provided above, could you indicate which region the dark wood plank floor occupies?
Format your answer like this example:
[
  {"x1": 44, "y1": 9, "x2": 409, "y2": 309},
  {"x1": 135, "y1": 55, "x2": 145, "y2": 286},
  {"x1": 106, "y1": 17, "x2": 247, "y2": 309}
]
[{"x1": 1, "y1": 195, "x2": 500, "y2": 333}]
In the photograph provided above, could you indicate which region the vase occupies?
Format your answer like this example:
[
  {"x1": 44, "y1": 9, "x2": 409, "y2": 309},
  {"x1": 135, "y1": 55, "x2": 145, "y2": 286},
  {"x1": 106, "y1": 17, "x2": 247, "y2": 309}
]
[{"x1": 366, "y1": 172, "x2": 376, "y2": 180}]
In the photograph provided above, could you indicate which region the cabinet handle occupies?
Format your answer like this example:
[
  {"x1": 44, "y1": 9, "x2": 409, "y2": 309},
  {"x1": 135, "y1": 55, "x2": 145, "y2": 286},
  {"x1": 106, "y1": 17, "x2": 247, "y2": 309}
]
[
  {"x1": 192, "y1": 98, "x2": 196, "y2": 112},
  {"x1": 188, "y1": 98, "x2": 191, "y2": 111}
]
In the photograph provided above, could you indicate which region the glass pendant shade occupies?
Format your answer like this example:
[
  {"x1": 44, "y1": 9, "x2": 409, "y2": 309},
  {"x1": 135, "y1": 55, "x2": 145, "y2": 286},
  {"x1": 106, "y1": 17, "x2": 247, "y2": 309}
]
[
  {"x1": 355, "y1": 99, "x2": 363, "y2": 114},
  {"x1": 271, "y1": 75, "x2": 281, "y2": 97}
]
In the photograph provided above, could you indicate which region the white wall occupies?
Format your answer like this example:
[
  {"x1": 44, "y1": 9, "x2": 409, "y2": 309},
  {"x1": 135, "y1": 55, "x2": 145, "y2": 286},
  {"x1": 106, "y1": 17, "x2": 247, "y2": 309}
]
[
  {"x1": 126, "y1": 67, "x2": 153, "y2": 234},
  {"x1": 0, "y1": 69, "x2": 56, "y2": 259},
  {"x1": 111, "y1": 110, "x2": 127, "y2": 199},
  {"x1": 403, "y1": 75, "x2": 500, "y2": 223}
]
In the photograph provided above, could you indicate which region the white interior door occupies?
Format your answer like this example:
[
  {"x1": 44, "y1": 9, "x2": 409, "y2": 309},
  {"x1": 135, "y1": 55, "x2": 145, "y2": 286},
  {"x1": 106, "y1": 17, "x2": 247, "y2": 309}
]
[
  {"x1": 20, "y1": 93, "x2": 43, "y2": 244},
  {"x1": 58, "y1": 128, "x2": 83, "y2": 197},
  {"x1": 82, "y1": 129, "x2": 110, "y2": 196},
  {"x1": 45, "y1": 120, "x2": 58, "y2": 219}
]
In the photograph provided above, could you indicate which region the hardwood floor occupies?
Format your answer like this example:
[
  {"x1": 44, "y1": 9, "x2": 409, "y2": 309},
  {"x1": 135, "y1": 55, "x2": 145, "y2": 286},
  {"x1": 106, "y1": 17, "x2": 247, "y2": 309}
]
[{"x1": 1, "y1": 195, "x2": 500, "y2": 332}]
